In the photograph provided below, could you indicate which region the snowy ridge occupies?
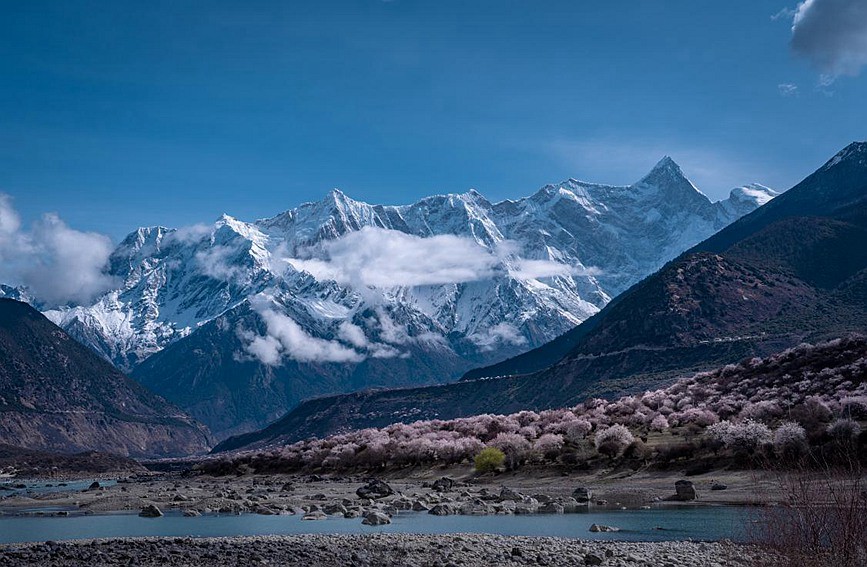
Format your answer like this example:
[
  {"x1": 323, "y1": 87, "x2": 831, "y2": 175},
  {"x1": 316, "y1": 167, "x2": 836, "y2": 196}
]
[{"x1": 41, "y1": 159, "x2": 776, "y2": 373}]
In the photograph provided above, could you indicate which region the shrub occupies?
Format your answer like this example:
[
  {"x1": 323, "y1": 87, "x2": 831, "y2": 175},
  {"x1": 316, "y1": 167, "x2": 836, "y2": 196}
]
[
  {"x1": 594, "y1": 424, "x2": 635, "y2": 457},
  {"x1": 773, "y1": 421, "x2": 808, "y2": 459},
  {"x1": 650, "y1": 414, "x2": 670, "y2": 431},
  {"x1": 827, "y1": 418, "x2": 862, "y2": 441},
  {"x1": 623, "y1": 439, "x2": 652, "y2": 462},
  {"x1": 839, "y1": 397, "x2": 867, "y2": 420},
  {"x1": 533, "y1": 433, "x2": 564, "y2": 460},
  {"x1": 490, "y1": 432, "x2": 532, "y2": 469},
  {"x1": 474, "y1": 447, "x2": 505, "y2": 474},
  {"x1": 706, "y1": 419, "x2": 772, "y2": 452},
  {"x1": 564, "y1": 419, "x2": 593, "y2": 442}
]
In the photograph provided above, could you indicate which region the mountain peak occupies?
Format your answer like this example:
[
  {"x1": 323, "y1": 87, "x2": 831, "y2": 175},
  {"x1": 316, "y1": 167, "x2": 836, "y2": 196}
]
[
  {"x1": 321, "y1": 188, "x2": 363, "y2": 212},
  {"x1": 635, "y1": 155, "x2": 707, "y2": 202},
  {"x1": 728, "y1": 184, "x2": 779, "y2": 207},
  {"x1": 458, "y1": 188, "x2": 490, "y2": 205},
  {"x1": 823, "y1": 141, "x2": 867, "y2": 170},
  {"x1": 638, "y1": 156, "x2": 688, "y2": 184},
  {"x1": 327, "y1": 188, "x2": 347, "y2": 200},
  {"x1": 653, "y1": 155, "x2": 680, "y2": 171}
]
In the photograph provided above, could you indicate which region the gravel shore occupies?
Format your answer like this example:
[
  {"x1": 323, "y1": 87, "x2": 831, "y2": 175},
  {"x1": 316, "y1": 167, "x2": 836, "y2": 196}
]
[
  {"x1": 0, "y1": 533, "x2": 768, "y2": 566},
  {"x1": 0, "y1": 467, "x2": 768, "y2": 519}
]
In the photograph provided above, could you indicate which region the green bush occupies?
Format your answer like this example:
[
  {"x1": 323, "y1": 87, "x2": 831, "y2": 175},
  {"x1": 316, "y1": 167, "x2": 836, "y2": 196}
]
[{"x1": 474, "y1": 447, "x2": 505, "y2": 473}]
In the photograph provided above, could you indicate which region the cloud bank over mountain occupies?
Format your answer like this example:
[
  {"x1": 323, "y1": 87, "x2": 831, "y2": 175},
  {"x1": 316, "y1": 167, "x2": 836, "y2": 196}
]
[{"x1": 0, "y1": 194, "x2": 116, "y2": 306}]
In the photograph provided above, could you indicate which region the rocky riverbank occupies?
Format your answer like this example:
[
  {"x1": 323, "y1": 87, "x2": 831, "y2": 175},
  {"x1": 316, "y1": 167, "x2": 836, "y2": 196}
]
[
  {"x1": 0, "y1": 467, "x2": 769, "y2": 520},
  {"x1": 0, "y1": 533, "x2": 769, "y2": 566}
]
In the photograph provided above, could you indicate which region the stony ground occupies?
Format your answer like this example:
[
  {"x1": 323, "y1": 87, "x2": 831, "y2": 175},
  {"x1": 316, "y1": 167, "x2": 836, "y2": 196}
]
[
  {"x1": 0, "y1": 533, "x2": 769, "y2": 566},
  {"x1": 0, "y1": 466, "x2": 772, "y2": 520}
]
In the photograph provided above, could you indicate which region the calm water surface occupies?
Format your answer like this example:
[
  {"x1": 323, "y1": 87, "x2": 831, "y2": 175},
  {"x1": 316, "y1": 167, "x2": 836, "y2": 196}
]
[{"x1": 0, "y1": 505, "x2": 752, "y2": 545}]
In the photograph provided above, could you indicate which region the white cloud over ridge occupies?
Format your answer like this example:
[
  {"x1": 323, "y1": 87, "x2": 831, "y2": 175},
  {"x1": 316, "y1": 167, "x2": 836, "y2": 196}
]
[
  {"x1": 0, "y1": 194, "x2": 116, "y2": 306},
  {"x1": 791, "y1": 0, "x2": 867, "y2": 79},
  {"x1": 242, "y1": 297, "x2": 364, "y2": 366},
  {"x1": 283, "y1": 226, "x2": 597, "y2": 291},
  {"x1": 285, "y1": 227, "x2": 499, "y2": 289},
  {"x1": 470, "y1": 322, "x2": 528, "y2": 352},
  {"x1": 195, "y1": 245, "x2": 245, "y2": 282},
  {"x1": 240, "y1": 296, "x2": 412, "y2": 366}
]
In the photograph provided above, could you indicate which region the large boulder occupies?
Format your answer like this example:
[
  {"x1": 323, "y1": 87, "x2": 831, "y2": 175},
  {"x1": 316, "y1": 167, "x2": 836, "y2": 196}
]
[
  {"x1": 538, "y1": 501, "x2": 565, "y2": 514},
  {"x1": 589, "y1": 523, "x2": 620, "y2": 533},
  {"x1": 674, "y1": 480, "x2": 697, "y2": 501},
  {"x1": 459, "y1": 499, "x2": 492, "y2": 516},
  {"x1": 428, "y1": 504, "x2": 456, "y2": 516},
  {"x1": 561, "y1": 498, "x2": 584, "y2": 513},
  {"x1": 356, "y1": 479, "x2": 394, "y2": 500},
  {"x1": 138, "y1": 505, "x2": 163, "y2": 518},
  {"x1": 498, "y1": 487, "x2": 524, "y2": 502},
  {"x1": 572, "y1": 487, "x2": 592, "y2": 503},
  {"x1": 324, "y1": 503, "x2": 348, "y2": 515},
  {"x1": 361, "y1": 511, "x2": 392, "y2": 526},
  {"x1": 514, "y1": 497, "x2": 539, "y2": 515},
  {"x1": 431, "y1": 477, "x2": 455, "y2": 492}
]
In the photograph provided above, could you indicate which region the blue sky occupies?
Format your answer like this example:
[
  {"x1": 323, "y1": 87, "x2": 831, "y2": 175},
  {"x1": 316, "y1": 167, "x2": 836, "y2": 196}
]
[{"x1": 1, "y1": 1, "x2": 865, "y2": 239}]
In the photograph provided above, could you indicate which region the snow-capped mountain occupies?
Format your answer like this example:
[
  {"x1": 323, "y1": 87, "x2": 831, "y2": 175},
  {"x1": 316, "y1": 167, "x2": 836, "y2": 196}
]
[{"x1": 33, "y1": 158, "x2": 775, "y2": 438}]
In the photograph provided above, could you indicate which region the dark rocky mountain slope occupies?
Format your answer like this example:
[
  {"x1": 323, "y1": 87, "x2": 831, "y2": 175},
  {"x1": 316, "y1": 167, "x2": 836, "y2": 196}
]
[{"x1": 0, "y1": 299, "x2": 211, "y2": 457}]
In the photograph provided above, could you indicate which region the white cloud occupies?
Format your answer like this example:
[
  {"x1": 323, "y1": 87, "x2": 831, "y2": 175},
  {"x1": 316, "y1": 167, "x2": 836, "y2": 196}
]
[
  {"x1": 242, "y1": 297, "x2": 364, "y2": 365},
  {"x1": 0, "y1": 195, "x2": 22, "y2": 238},
  {"x1": 337, "y1": 320, "x2": 369, "y2": 348},
  {"x1": 791, "y1": 0, "x2": 867, "y2": 79},
  {"x1": 284, "y1": 227, "x2": 598, "y2": 294},
  {"x1": 0, "y1": 194, "x2": 116, "y2": 306},
  {"x1": 506, "y1": 257, "x2": 601, "y2": 281},
  {"x1": 369, "y1": 343, "x2": 405, "y2": 359},
  {"x1": 470, "y1": 322, "x2": 528, "y2": 352},
  {"x1": 375, "y1": 307, "x2": 410, "y2": 345},
  {"x1": 195, "y1": 245, "x2": 245, "y2": 282},
  {"x1": 284, "y1": 227, "x2": 499, "y2": 289},
  {"x1": 777, "y1": 83, "x2": 799, "y2": 96},
  {"x1": 240, "y1": 297, "x2": 412, "y2": 365},
  {"x1": 771, "y1": 6, "x2": 798, "y2": 20},
  {"x1": 242, "y1": 333, "x2": 283, "y2": 366},
  {"x1": 165, "y1": 223, "x2": 212, "y2": 245}
]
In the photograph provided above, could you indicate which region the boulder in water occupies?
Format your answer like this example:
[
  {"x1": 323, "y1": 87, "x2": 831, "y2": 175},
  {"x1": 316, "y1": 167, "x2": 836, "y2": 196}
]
[{"x1": 139, "y1": 505, "x2": 163, "y2": 518}]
